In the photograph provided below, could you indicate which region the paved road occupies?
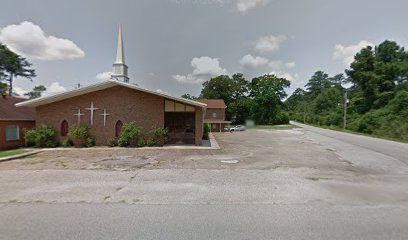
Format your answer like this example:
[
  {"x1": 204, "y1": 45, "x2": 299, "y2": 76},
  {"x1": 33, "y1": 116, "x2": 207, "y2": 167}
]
[
  {"x1": 291, "y1": 121, "x2": 408, "y2": 164},
  {"x1": 1, "y1": 203, "x2": 407, "y2": 240},
  {"x1": 1, "y1": 127, "x2": 408, "y2": 239}
]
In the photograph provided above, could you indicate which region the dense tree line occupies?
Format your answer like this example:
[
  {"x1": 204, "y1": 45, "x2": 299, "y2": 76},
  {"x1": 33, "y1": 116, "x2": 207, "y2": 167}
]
[
  {"x1": 185, "y1": 40, "x2": 408, "y2": 141},
  {"x1": 183, "y1": 73, "x2": 291, "y2": 125},
  {"x1": 287, "y1": 40, "x2": 408, "y2": 141}
]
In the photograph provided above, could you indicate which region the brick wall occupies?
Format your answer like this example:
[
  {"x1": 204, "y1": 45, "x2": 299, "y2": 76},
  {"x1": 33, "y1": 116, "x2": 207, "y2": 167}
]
[
  {"x1": 36, "y1": 86, "x2": 165, "y2": 145},
  {"x1": 35, "y1": 86, "x2": 204, "y2": 146},
  {"x1": 0, "y1": 120, "x2": 35, "y2": 150},
  {"x1": 204, "y1": 108, "x2": 225, "y2": 121}
]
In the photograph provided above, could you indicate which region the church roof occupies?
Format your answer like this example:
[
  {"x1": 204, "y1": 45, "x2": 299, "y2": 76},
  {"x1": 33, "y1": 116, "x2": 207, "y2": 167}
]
[
  {"x1": 15, "y1": 80, "x2": 207, "y2": 108},
  {"x1": 0, "y1": 95, "x2": 36, "y2": 121}
]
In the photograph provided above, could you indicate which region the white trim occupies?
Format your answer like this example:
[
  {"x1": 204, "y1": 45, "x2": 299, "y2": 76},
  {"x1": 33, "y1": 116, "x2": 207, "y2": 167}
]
[{"x1": 15, "y1": 80, "x2": 207, "y2": 108}]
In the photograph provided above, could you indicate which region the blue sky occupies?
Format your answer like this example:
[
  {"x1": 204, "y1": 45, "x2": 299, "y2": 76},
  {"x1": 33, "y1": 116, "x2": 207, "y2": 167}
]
[{"x1": 1, "y1": 0, "x2": 408, "y2": 97}]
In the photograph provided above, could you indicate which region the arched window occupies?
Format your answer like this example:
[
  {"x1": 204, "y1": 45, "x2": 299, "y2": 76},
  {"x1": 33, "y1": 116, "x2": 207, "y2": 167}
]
[
  {"x1": 61, "y1": 120, "x2": 69, "y2": 137},
  {"x1": 115, "y1": 120, "x2": 123, "y2": 137}
]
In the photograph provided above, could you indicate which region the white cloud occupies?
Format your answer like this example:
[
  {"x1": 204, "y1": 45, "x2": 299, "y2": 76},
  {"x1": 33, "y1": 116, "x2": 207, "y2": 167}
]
[
  {"x1": 13, "y1": 82, "x2": 66, "y2": 97},
  {"x1": 254, "y1": 35, "x2": 286, "y2": 53},
  {"x1": 270, "y1": 71, "x2": 298, "y2": 81},
  {"x1": 44, "y1": 82, "x2": 66, "y2": 96},
  {"x1": 285, "y1": 62, "x2": 296, "y2": 69},
  {"x1": 235, "y1": 0, "x2": 270, "y2": 13},
  {"x1": 239, "y1": 54, "x2": 268, "y2": 68},
  {"x1": 14, "y1": 87, "x2": 28, "y2": 97},
  {"x1": 0, "y1": 21, "x2": 85, "y2": 60},
  {"x1": 173, "y1": 56, "x2": 228, "y2": 84},
  {"x1": 96, "y1": 72, "x2": 112, "y2": 81},
  {"x1": 333, "y1": 40, "x2": 373, "y2": 66},
  {"x1": 268, "y1": 60, "x2": 283, "y2": 69}
]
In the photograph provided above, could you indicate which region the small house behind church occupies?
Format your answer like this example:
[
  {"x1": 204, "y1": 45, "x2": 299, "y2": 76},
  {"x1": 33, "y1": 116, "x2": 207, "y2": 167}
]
[{"x1": 196, "y1": 99, "x2": 230, "y2": 132}]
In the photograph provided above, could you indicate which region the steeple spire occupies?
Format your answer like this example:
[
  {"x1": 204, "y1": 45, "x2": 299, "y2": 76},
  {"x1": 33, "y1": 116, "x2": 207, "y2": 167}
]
[
  {"x1": 115, "y1": 24, "x2": 125, "y2": 64},
  {"x1": 111, "y1": 24, "x2": 129, "y2": 82}
]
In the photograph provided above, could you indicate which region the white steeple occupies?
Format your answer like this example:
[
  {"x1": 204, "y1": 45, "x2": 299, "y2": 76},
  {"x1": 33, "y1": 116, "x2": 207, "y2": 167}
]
[{"x1": 111, "y1": 24, "x2": 129, "y2": 82}]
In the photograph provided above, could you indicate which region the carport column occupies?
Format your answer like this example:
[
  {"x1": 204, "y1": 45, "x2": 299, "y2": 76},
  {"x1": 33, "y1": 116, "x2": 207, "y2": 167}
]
[{"x1": 219, "y1": 123, "x2": 221, "y2": 132}]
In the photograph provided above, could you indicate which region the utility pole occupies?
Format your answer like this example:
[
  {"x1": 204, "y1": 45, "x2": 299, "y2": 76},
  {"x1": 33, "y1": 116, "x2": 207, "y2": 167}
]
[{"x1": 343, "y1": 91, "x2": 347, "y2": 129}]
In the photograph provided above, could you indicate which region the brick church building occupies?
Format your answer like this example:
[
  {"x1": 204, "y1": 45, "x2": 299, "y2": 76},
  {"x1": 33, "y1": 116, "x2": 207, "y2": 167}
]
[{"x1": 17, "y1": 26, "x2": 208, "y2": 145}]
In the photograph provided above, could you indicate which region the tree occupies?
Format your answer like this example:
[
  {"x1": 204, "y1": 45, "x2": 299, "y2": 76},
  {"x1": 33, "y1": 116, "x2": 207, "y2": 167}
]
[
  {"x1": 0, "y1": 43, "x2": 36, "y2": 95},
  {"x1": 24, "y1": 85, "x2": 46, "y2": 99},
  {"x1": 304, "y1": 71, "x2": 332, "y2": 97},
  {"x1": 250, "y1": 74, "x2": 290, "y2": 124},
  {"x1": 200, "y1": 75, "x2": 235, "y2": 106},
  {"x1": 0, "y1": 82, "x2": 8, "y2": 95},
  {"x1": 180, "y1": 93, "x2": 197, "y2": 100}
]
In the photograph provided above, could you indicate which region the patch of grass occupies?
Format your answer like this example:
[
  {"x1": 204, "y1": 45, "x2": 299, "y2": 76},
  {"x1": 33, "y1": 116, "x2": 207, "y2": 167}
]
[
  {"x1": 305, "y1": 176, "x2": 331, "y2": 181},
  {"x1": 296, "y1": 122, "x2": 408, "y2": 144},
  {"x1": 0, "y1": 149, "x2": 28, "y2": 158},
  {"x1": 250, "y1": 124, "x2": 296, "y2": 130}
]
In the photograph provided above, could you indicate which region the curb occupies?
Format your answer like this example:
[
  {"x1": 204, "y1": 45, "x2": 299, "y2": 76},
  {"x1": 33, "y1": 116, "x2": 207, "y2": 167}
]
[{"x1": 0, "y1": 150, "x2": 43, "y2": 162}]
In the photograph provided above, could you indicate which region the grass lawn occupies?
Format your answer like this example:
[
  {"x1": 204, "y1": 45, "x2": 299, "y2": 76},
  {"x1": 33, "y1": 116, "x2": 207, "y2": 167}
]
[
  {"x1": 249, "y1": 124, "x2": 296, "y2": 130},
  {"x1": 0, "y1": 149, "x2": 28, "y2": 158},
  {"x1": 295, "y1": 121, "x2": 408, "y2": 144}
]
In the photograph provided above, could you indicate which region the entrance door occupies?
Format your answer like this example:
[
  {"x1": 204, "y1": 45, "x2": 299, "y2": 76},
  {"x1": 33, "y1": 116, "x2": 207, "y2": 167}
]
[{"x1": 164, "y1": 112, "x2": 195, "y2": 144}]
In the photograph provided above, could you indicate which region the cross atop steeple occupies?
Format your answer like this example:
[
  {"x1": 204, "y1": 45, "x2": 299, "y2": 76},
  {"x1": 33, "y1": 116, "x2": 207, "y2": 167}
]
[{"x1": 111, "y1": 24, "x2": 129, "y2": 83}]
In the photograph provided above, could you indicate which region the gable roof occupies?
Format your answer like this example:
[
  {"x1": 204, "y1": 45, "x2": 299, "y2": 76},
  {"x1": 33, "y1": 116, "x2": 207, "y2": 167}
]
[
  {"x1": 0, "y1": 96, "x2": 36, "y2": 121},
  {"x1": 195, "y1": 99, "x2": 227, "y2": 109},
  {"x1": 16, "y1": 80, "x2": 207, "y2": 108}
]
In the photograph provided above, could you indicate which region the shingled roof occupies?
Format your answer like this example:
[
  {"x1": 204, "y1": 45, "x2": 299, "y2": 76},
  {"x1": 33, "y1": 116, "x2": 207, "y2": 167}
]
[
  {"x1": 195, "y1": 99, "x2": 227, "y2": 109},
  {"x1": 0, "y1": 95, "x2": 35, "y2": 121}
]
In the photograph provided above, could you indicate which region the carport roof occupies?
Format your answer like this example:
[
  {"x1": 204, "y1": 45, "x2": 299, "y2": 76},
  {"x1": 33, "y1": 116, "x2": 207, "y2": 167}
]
[{"x1": 15, "y1": 80, "x2": 207, "y2": 108}]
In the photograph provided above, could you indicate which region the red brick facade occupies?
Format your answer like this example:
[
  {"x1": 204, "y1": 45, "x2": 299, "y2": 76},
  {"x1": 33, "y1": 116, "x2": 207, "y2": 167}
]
[
  {"x1": 0, "y1": 120, "x2": 35, "y2": 150},
  {"x1": 35, "y1": 86, "x2": 203, "y2": 145}
]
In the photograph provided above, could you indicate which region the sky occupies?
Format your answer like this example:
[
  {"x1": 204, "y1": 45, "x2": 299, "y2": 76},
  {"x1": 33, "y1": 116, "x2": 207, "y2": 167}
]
[{"x1": 1, "y1": 0, "x2": 408, "y2": 97}]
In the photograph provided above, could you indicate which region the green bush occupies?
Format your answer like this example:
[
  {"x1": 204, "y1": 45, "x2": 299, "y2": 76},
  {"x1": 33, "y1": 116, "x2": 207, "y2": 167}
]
[
  {"x1": 62, "y1": 138, "x2": 73, "y2": 147},
  {"x1": 118, "y1": 122, "x2": 142, "y2": 147},
  {"x1": 146, "y1": 138, "x2": 155, "y2": 147},
  {"x1": 24, "y1": 126, "x2": 58, "y2": 148},
  {"x1": 67, "y1": 125, "x2": 89, "y2": 140},
  {"x1": 202, "y1": 123, "x2": 210, "y2": 140},
  {"x1": 67, "y1": 125, "x2": 90, "y2": 147},
  {"x1": 84, "y1": 137, "x2": 95, "y2": 148},
  {"x1": 107, "y1": 138, "x2": 117, "y2": 147},
  {"x1": 137, "y1": 138, "x2": 146, "y2": 147},
  {"x1": 150, "y1": 127, "x2": 168, "y2": 146}
]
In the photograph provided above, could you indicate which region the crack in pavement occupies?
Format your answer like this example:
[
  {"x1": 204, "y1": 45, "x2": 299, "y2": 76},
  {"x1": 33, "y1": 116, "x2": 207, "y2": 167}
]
[{"x1": 103, "y1": 171, "x2": 140, "y2": 203}]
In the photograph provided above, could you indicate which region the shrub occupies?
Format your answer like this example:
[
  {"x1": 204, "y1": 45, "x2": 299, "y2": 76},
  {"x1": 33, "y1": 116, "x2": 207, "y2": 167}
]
[
  {"x1": 67, "y1": 125, "x2": 90, "y2": 147},
  {"x1": 150, "y1": 127, "x2": 168, "y2": 146},
  {"x1": 24, "y1": 126, "x2": 58, "y2": 148},
  {"x1": 203, "y1": 123, "x2": 210, "y2": 140},
  {"x1": 137, "y1": 138, "x2": 146, "y2": 147},
  {"x1": 62, "y1": 138, "x2": 74, "y2": 147},
  {"x1": 146, "y1": 138, "x2": 155, "y2": 147},
  {"x1": 84, "y1": 137, "x2": 95, "y2": 148},
  {"x1": 107, "y1": 138, "x2": 117, "y2": 147},
  {"x1": 118, "y1": 138, "x2": 128, "y2": 147},
  {"x1": 118, "y1": 122, "x2": 142, "y2": 147}
]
